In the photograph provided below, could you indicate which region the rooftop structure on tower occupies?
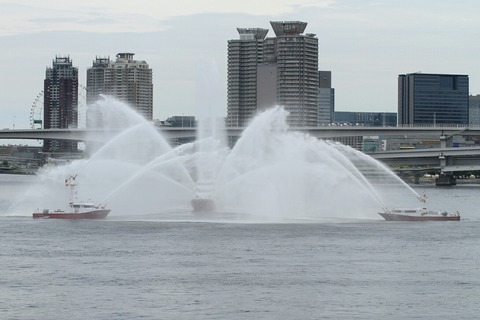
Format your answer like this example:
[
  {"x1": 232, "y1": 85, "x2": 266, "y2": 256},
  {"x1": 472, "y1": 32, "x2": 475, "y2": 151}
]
[
  {"x1": 270, "y1": 21, "x2": 308, "y2": 36},
  {"x1": 236, "y1": 28, "x2": 269, "y2": 40}
]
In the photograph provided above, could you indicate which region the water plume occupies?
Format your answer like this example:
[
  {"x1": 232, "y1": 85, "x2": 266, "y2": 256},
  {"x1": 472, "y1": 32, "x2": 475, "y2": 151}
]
[{"x1": 8, "y1": 97, "x2": 421, "y2": 221}]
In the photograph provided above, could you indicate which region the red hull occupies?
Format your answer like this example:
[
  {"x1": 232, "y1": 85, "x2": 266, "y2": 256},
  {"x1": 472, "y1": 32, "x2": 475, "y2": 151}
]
[
  {"x1": 379, "y1": 212, "x2": 460, "y2": 221},
  {"x1": 33, "y1": 209, "x2": 110, "y2": 219}
]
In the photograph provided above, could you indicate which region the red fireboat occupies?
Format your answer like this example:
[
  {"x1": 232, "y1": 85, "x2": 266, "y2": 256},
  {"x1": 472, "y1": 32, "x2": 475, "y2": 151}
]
[
  {"x1": 32, "y1": 175, "x2": 110, "y2": 219},
  {"x1": 378, "y1": 208, "x2": 460, "y2": 221}
]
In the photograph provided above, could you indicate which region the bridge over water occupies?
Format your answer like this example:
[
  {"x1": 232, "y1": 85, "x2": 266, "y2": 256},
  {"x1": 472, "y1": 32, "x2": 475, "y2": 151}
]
[
  {"x1": 2, "y1": 126, "x2": 480, "y2": 141},
  {"x1": 2, "y1": 126, "x2": 480, "y2": 184}
]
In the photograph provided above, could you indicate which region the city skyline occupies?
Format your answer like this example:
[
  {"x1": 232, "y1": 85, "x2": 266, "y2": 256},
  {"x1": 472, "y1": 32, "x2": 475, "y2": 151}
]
[{"x1": 1, "y1": 0, "x2": 480, "y2": 130}]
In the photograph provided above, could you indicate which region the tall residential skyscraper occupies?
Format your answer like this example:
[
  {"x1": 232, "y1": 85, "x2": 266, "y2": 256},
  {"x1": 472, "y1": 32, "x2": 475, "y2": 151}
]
[
  {"x1": 268, "y1": 21, "x2": 319, "y2": 127},
  {"x1": 43, "y1": 56, "x2": 78, "y2": 152},
  {"x1": 398, "y1": 73, "x2": 469, "y2": 126},
  {"x1": 318, "y1": 71, "x2": 335, "y2": 124},
  {"x1": 227, "y1": 21, "x2": 319, "y2": 127},
  {"x1": 86, "y1": 57, "x2": 110, "y2": 106},
  {"x1": 86, "y1": 53, "x2": 153, "y2": 125},
  {"x1": 227, "y1": 28, "x2": 268, "y2": 127}
]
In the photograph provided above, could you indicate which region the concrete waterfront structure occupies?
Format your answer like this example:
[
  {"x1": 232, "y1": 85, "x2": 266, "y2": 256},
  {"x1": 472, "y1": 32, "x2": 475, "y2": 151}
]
[
  {"x1": 331, "y1": 111, "x2": 396, "y2": 150},
  {"x1": 43, "y1": 56, "x2": 79, "y2": 152},
  {"x1": 398, "y1": 73, "x2": 469, "y2": 126},
  {"x1": 163, "y1": 115, "x2": 196, "y2": 145},
  {"x1": 86, "y1": 53, "x2": 153, "y2": 125},
  {"x1": 227, "y1": 21, "x2": 319, "y2": 127}
]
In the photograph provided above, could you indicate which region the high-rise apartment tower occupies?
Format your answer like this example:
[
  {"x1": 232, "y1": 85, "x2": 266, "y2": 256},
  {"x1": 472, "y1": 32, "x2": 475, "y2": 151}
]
[
  {"x1": 86, "y1": 53, "x2": 153, "y2": 124},
  {"x1": 227, "y1": 28, "x2": 268, "y2": 127},
  {"x1": 227, "y1": 21, "x2": 319, "y2": 127},
  {"x1": 268, "y1": 21, "x2": 319, "y2": 126},
  {"x1": 43, "y1": 56, "x2": 78, "y2": 152}
]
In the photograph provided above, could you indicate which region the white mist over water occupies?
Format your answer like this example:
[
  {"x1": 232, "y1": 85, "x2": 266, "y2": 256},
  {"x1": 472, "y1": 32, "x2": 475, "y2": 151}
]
[{"x1": 8, "y1": 96, "x2": 421, "y2": 221}]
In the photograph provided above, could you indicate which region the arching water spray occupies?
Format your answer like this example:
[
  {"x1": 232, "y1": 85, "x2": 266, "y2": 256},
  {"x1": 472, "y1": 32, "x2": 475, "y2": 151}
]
[{"x1": 8, "y1": 98, "x2": 421, "y2": 221}]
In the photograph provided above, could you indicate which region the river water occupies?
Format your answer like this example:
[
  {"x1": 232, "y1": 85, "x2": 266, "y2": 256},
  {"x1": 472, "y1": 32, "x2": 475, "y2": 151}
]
[{"x1": 1, "y1": 174, "x2": 479, "y2": 319}]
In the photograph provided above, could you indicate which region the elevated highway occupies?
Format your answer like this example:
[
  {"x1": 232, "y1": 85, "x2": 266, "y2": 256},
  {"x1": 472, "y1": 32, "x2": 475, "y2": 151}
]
[
  {"x1": 2, "y1": 126, "x2": 480, "y2": 141},
  {"x1": 2, "y1": 126, "x2": 480, "y2": 183},
  {"x1": 368, "y1": 147, "x2": 480, "y2": 172}
]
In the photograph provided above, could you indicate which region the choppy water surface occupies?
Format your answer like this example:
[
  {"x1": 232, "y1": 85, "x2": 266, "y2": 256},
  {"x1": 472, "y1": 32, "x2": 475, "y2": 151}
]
[{"x1": 1, "y1": 175, "x2": 480, "y2": 319}]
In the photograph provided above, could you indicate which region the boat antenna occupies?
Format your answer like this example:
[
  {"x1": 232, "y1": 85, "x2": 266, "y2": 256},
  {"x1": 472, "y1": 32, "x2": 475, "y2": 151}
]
[{"x1": 65, "y1": 174, "x2": 78, "y2": 204}]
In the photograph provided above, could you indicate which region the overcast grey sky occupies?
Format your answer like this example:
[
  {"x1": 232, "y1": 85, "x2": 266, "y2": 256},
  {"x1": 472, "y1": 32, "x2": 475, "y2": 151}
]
[{"x1": 1, "y1": 0, "x2": 479, "y2": 130}]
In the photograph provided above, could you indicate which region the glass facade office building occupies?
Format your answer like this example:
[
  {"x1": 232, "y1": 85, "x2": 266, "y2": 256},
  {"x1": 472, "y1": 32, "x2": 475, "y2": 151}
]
[
  {"x1": 318, "y1": 71, "x2": 334, "y2": 125},
  {"x1": 469, "y1": 94, "x2": 480, "y2": 126},
  {"x1": 398, "y1": 73, "x2": 469, "y2": 126}
]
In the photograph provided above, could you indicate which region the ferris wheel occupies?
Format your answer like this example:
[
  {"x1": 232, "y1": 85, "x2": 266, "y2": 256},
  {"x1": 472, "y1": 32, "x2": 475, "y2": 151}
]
[
  {"x1": 29, "y1": 84, "x2": 87, "y2": 129},
  {"x1": 30, "y1": 91, "x2": 44, "y2": 129}
]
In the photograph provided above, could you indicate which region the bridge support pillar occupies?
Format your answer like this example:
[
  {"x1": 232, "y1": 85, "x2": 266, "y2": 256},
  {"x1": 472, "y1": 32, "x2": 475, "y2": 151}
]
[
  {"x1": 414, "y1": 174, "x2": 420, "y2": 184},
  {"x1": 435, "y1": 173, "x2": 456, "y2": 186},
  {"x1": 440, "y1": 135, "x2": 447, "y2": 149}
]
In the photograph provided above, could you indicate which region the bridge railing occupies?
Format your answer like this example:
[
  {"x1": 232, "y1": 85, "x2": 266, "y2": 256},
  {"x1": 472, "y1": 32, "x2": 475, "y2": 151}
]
[{"x1": 397, "y1": 123, "x2": 476, "y2": 128}]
